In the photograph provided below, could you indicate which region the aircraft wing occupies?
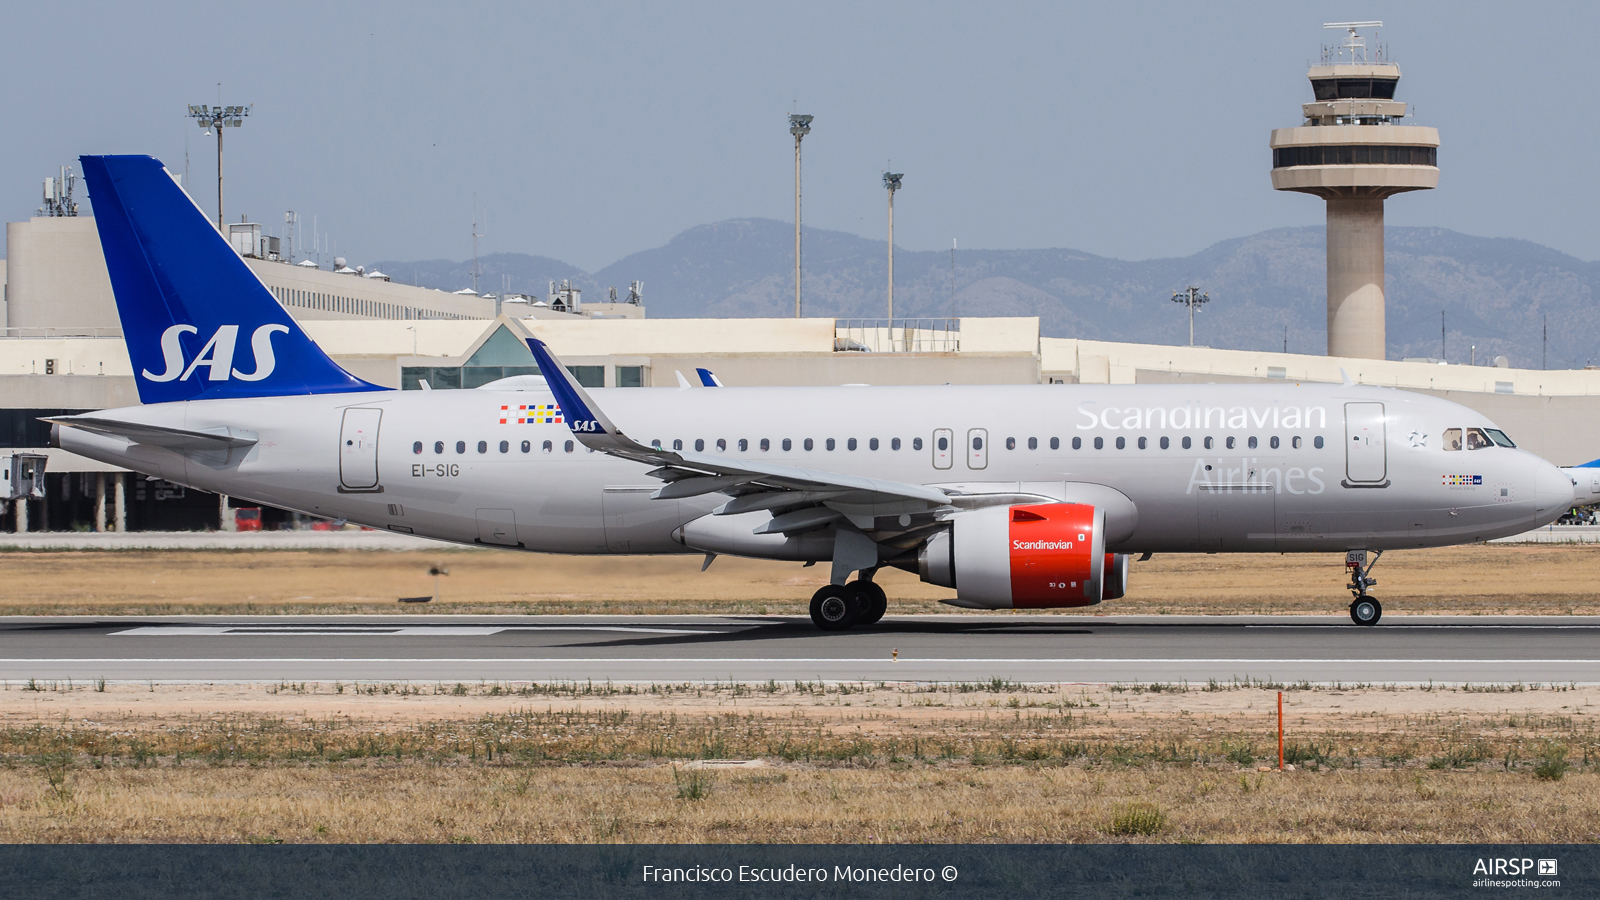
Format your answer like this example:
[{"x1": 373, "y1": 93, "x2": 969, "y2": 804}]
[
  {"x1": 526, "y1": 338, "x2": 954, "y2": 531},
  {"x1": 44, "y1": 415, "x2": 259, "y2": 451}
]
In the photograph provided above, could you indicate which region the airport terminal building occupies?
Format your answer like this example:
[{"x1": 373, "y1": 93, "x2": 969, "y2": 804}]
[{"x1": 6, "y1": 210, "x2": 1600, "y2": 533}]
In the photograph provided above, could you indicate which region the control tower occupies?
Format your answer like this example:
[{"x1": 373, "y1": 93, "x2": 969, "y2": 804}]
[{"x1": 1270, "y1": 22, "x2": 1439, "y2": 360}]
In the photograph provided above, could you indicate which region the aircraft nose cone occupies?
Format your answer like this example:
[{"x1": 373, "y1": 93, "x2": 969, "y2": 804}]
[{"x1": 1534, "y1": 458, "x2": 1577, "y2": 523}]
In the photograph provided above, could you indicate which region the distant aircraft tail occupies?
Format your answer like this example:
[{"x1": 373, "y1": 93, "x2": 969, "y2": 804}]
[{"x1": 78, "y1": 155, "x2": 384, "y2": 404}]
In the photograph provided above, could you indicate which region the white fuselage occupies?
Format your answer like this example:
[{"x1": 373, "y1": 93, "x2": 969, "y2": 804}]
[{"x1": 56, "y1": 382, "x2": 1573, "y2": 555}]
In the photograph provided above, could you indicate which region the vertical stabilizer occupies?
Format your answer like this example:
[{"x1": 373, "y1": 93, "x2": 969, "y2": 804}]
[{"x1": 78, "y1": 154, "x2": 384, "y2": 403}]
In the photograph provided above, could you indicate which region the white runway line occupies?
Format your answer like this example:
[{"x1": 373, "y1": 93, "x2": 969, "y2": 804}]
[
  {"x1": 112, "y1": 626, "x2": 717, "y2": 637},
  {"x1": 6, "y1": 657, "x2": 1598, "y2": 664}
]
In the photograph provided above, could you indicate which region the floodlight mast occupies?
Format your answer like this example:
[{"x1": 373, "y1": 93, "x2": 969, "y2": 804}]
[
  {"x1": 1171, "y1": 286, "x2": 1210, "y2": 346},
  {"x1": 883, "y1": 172, "x2": 903, "y2": 322},
  {"x1": 186, "y1": 103, "x2": 251, "y2": 232},
  {"x1": 789, "y1": 114, "x2": 812, "y2": 318}
]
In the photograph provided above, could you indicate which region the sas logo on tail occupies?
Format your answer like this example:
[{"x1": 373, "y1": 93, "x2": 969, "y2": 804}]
[{"x1": 142, "y1": 324, "x2": 290, "y2": 383}]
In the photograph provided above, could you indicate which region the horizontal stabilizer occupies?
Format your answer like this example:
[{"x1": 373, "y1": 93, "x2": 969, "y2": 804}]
[{"x1": 45, "y1": 415, "x2": 258, "y2": 451}]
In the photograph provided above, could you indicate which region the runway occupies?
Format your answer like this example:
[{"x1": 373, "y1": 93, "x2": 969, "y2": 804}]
[{"x1": 0, "y1": 614, "x2": 1596, "y2": 684}]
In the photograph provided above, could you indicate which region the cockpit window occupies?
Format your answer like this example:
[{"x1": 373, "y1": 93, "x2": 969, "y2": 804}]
[
  {"x1": 1442, "y1": 428, "x2": 1462, "y2": 451},
  {"x1": 1484, "y1": 428, "x2": 1516, "y2": 448},
  {"x1": 1465, "y1": 427, "x2": 1494, "y2": 450}
]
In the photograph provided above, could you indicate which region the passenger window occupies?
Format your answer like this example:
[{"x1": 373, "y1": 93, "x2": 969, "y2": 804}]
[
  {"x1": 937, "y1": 436, "x2": 948, "y2": 451},
  {"x1": 521, "y1": 440, "x2": 531, "y2": 453},
  {"x1": 1115, "y1": 437, "x2": 1125, "y2": 449},
  {"x1": 1182, "y1": 436, "x2": 1192, "y2": 450},
  {"x1": 1225, "y1": 437, "x2": 1236, "y2": 450},
  {"x1": 1005, "y1": 437, "x2": 1016, "y2": 450},
  {"x1": 1442, "y1": 428, "x2": 1462, "y2": 451},
  {"x1": 1094, "y1": 437, "x2": 1104, "y2": 450},
  {"x1": 1204, "y1": 437, "x2": 1214, "y2": 450},
  {"x1": 1159, "y1": 436, "x2": 1170, "y2": 450},
  {"x1": 972, "y1": 436, "x2": 983, "y2": 450},
  {"x1": 869, "y1": 438, "x2": 879, "y2": 450},
  {"x1": 1137, "y1": 437, "x2": 1147, "y2": 449},
  {"x1": 1072, "y1": 437, "x2": 1081, "y2": 450},
  {"x1": 412, "y1": 441, "x2": 423, "y2": 454},
  {"x1": 847, "y1": 438, "x2": 858, "y2": 450},
  {"x1": 716, "y1": 439, "x2": 727, "y2": 451},
  {"x1": 1028, "y1": 437, "x2": 1038, "y2": 450},
  {"x1": 456, "y1": 441, "x2": 466, "y2": 454},
  {"x1": 759, "y1": 438, "x2": 769, "y2": 451},
  {"x1": 1049, "y1": 437, "x2": 1059, "y2": 450},
  {"x1": 1291, "y1": 436, "x2": 1302, "y2": 449},
  {"x1": 1466, "y1": 427, "x2": 1493, "y2": 450},
  {"x1": 738, "y1": 439, "x2": 748, "y2": 452},
  {"x1": 827, "y1": 438, "x2": 836, "y2": 451},
  {"x1": 782, "y1": 438, "x2": 792, "y2": 451},
  {"x1": 1314, "y1": 436, "x2": 1324, "y2": 449},
  {"x1": 891, "y1": 438, "x2": 901, "y2": 450},
  {"x1": 673, "y1": 439, "x2": 684, "y2": 451},
  {"x1": 542, "y1": 440, "x2": 553, "y2": 453},
  {"x1": 564, "y1": 440, "x2": 574, "y2": 453},
  {"x1": 499, "y1": 441, "x2": 508, "y2": 453},
  {"x1": 695, "y1": 439, "x2": 705, "y2": 451},
  {"x1": 434, "y1": 441, "x2": 445, "y2": 454},
  {"x1": 912, "y1": 437, "x2": 923, "y2": 450},
  {"x1": 477, "y1": 441, "x2": 488, "y2": 453},
  {"x1": 1269, "y1": 436, "x2": 1279, "y2": 449},
  {"x1": 804, "y1": 438, "x2": 814, "y2": 451},
  {"x1": 1248, "y1": 436, "x2": 1258, "y2": 449}
]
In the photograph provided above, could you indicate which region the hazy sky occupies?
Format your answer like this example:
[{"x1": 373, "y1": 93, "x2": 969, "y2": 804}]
[{"x1": 4, "y1": 1, "x2": 1596, "y2": 271}]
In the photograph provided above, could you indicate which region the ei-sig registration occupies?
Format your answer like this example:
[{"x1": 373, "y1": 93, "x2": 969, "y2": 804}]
[{"x1": 641, "y1": 864, "x2": 948, "y2": 883}]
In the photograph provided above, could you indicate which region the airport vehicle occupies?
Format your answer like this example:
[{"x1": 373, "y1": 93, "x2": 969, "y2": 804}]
[{"x1": 50, "y1": 155, "x2": 1576, "y2": 629}]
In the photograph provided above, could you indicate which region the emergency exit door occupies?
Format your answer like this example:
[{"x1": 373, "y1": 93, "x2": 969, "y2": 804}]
[
  {"x1": 932, "y1": 429, "x2": 953, "y2": 470},
  {"x1": 1344, "y1": 402, "x2": 1387, "y2": 485},
  {"x1": 339, "y1": 408, "x2": 382, "y2": 491}
]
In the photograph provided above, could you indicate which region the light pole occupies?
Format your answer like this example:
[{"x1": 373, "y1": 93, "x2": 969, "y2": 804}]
[
  {"x1": 789, "y1": 114, "x2": 812, "y2": 318},
  {"x1": 186, "y1": 103, "x2": 250, "y2": 232},
  {"x1": 1171, "y1": 286, "x2": 1210, "y2": 346},
  {"x1": 883, "y1": 172, "x2": 902, "y2": 322}
]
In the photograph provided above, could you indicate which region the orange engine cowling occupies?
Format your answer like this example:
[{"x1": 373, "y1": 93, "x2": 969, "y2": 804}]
[{"x1": 919, "y1": 503, "x2": 1108, "y2": 609}]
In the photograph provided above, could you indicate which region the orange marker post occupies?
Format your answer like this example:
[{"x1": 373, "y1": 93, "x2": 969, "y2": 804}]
[{"x1": 1277, "y1": 691, "x2": 1284, "y2": 771}]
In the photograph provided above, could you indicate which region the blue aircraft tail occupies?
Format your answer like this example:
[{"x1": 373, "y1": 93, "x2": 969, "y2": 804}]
[{"x1": 79, "y1": 155, "x2": 384, "y2": 404}]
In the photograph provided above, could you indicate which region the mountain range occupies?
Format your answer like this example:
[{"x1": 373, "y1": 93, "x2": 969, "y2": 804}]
[{"x1": 375, "y1": 219, "x2": 1600, "y2": 369}]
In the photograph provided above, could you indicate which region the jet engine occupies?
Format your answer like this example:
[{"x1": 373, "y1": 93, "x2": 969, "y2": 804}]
[{"x1": 919, "y1": 502, "x2": 1130, "y2": 609}]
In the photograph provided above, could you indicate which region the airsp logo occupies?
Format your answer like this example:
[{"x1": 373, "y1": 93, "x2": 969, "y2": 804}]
[{"x1": 142, "y1": 324, "x2": 290, "y2": 383}]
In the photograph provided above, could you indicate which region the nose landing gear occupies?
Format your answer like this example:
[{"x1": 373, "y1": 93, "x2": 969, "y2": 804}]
[
  {"x1": 1345, "y1": 550, "x2": 1383, "y2": 626},
  {"x1": 808, "y1": 578, "x2": 888, "y2": 630}
]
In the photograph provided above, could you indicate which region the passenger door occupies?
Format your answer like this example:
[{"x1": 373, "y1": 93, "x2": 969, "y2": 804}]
[
  {"x1": 1344, "y1": 402, "x2": 1388, "y2": 485},
  {"x1": 338, "y1": 408, "x2": 382, "y2": 491},
  {"x1": 932, "y1": 428, "x2": 953, "y2": 470}
]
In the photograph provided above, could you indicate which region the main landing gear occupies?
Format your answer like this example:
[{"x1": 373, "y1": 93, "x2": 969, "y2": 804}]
[
  {"x1": 1345, "y1": 550, "x2": 1383, "y2": 626},
  {"x1": 809, "y1": 579, "x2": 888, "y2": 631}
]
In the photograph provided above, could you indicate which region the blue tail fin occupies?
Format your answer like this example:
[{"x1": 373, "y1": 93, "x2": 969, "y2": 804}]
[{"x1": 79, "y1": 155, "x2": 384, "y2": 404}]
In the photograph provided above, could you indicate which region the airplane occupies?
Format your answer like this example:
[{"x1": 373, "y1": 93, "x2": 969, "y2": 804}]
[{"x1": 49, "y1": 155, "x2": 1578, "y2": 630}]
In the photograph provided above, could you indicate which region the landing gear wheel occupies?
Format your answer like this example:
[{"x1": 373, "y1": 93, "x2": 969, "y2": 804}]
[
  {"x1": 850, "y1": 581, "x2": 888, "y2": 627},
  {"x1": 1349, "y1": 596, "x2": 1382, "y2": 627},
  {"x1": 810, "y1": 585, "x2": 855, "y2": 631}
]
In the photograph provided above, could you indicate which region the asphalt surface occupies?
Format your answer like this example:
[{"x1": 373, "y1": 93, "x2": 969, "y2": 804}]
[{"x1": 0, "y1": 614, "x2": 1596, "y2": 684}]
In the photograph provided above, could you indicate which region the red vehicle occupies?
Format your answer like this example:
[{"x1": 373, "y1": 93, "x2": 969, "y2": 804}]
[{"x1": 233, "y1": 508, "x2": 262, "y2": 532}]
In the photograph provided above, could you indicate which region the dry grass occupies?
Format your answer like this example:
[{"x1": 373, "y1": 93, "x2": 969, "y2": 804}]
[
  {"x1": 0, "y1": 543, "x2": 1598, "y2": 617},
  {"x1": 0, "y1": 680, "x2": 1596, "y2": 843}
]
